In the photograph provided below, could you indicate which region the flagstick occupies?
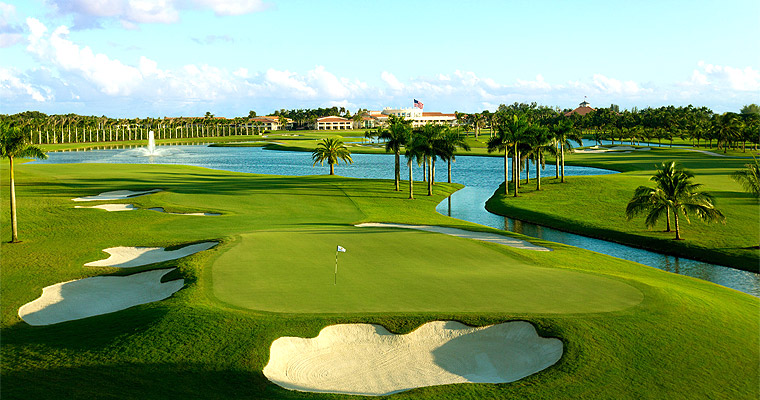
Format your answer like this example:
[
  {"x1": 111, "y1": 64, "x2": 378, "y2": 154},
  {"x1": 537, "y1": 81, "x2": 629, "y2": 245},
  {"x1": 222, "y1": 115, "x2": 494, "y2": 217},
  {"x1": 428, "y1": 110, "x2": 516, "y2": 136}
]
[{"x1": 334, "y1": 250, "x2": 338, "y2": 285}]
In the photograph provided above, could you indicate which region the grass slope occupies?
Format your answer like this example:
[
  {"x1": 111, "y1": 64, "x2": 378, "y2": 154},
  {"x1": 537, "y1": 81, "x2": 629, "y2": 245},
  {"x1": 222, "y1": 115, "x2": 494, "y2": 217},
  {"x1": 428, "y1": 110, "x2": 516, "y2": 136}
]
[
  {"x1": 1, "y1": 161, "x2": 758, "y2": 399},
  {"x1": 486, "y1": 147, "x2": 760, "y2": 271}
]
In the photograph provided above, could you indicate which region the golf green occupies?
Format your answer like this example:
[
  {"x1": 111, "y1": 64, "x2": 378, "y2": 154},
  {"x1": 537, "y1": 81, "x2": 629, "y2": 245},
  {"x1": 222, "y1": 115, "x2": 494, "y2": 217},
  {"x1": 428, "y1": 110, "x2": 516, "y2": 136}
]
[{"x1": 211, "y1": 227, "x2": 643, "y2": 313}]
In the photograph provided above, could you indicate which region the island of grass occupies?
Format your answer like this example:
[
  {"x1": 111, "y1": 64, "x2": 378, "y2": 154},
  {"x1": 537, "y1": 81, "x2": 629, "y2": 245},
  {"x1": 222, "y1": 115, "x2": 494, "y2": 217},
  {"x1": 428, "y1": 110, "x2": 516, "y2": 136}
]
[
  {"x1": 484, "y1": 146, "x2": 760, "y2": 272},
  {"x1": 1, "y1": 161, "x2": 758, "y2": 399}
]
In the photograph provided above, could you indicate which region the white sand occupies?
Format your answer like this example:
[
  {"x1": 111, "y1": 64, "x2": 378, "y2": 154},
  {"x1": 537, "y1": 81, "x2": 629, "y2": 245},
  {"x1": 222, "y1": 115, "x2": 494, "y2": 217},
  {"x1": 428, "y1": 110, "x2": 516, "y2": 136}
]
[
  {"x1": 574, "y1": 146, "x2": 650, "y2": 154},
  {"x1": 148, "y1": 207, "x2": 221, "y2": 216},
  {"x1": 355, "y1": 223, "x2": 549, "y2": 251},
  {"x1": 84, "y1": 242, "x2": 217, "y2": 268},
  {"x1": 18, "y1": 269, "x2": 183, "y2": 326},
  {"x1": 72, "y1": 189, "x2": 161, "y2": 202},
  {"x1": 264, "y1": 320, "x2": 563, "y2": 396},
  {"x1": 74, "y1": 204, "x2": 137, "y2": 212}
]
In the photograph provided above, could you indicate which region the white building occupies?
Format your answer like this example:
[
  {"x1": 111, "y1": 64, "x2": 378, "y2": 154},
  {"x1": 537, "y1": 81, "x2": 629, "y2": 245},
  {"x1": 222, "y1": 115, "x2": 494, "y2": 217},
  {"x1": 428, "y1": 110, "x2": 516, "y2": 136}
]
[
  {"x1": 312, "y1": 116, "x2": 353, "y2": 130},
  {"x1": 376, "y1": 107, "x2": 457, "y2": 128}
]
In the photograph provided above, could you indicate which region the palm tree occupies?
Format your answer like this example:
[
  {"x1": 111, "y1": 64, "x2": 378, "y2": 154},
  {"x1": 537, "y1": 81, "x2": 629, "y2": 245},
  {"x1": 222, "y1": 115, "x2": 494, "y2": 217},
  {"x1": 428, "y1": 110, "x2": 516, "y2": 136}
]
[
  {"x1": 527, "y1": 125, "x2": 554, "y2": 191},
  {"x1": 625, "y1": 162, "x2": 725, "y2": 240},
  {"x1": 731, "y1": 157, "x2": 760, "y2": 198},
  {"x1": 437, "y1": 127, "x2": 471, "y2": 183},
  {"x1": 489, "y1": 114, "x2": 528, "y2": 196},
  {"x1": 379, "y1": 115, "x2": 411, "y2": 191},
  {"x1": 551, "y1": 119, "x2": 583, "y2": 183},
  {"x1": 714, "y1": 113, "x2": 743, "y2": 153},
  {"x1": 312, "y1": 137, "x2": 353, "y2": 175},
  {"x1": 1, "y1": 124, "x2": 48, "y2": 243},
  {"x1": 405, "y1": 133, "x2": 425, "y2": 199}
]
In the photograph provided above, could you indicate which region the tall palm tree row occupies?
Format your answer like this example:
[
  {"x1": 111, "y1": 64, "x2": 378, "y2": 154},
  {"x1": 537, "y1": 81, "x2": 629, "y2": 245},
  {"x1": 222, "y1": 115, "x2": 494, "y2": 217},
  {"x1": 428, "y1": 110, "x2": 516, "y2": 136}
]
[
  {"x1": 550, "y1": 118, "x2": 583, "y2": 183},
  {"x1": 311, "y1": 137, "x2": 353, "y2": 175},
  {"x1": 0, "y1": 124, "x2": 48, "y2": 243},
  {"x1": 625, "y1": 161, "x2": 725, "y2": 240}
]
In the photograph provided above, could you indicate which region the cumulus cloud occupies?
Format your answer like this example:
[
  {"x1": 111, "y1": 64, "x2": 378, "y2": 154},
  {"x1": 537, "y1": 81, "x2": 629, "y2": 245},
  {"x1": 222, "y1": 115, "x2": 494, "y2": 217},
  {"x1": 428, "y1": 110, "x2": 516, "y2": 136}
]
[
  {"x1": 381, "y1": 71, "x2": 404, "y2": 91},
  {"x1": 689, "y1": 61, "x2": 760, "y2": 92},
  {"x1": 0, "y1": 2, "x2": 24, "y2": 47},
  {"x1": 0, "y1": 67, "x2": 52, "y2": 102},
  {"x1": 45, "y1": 0, "x2": 271, "y2": 28}
]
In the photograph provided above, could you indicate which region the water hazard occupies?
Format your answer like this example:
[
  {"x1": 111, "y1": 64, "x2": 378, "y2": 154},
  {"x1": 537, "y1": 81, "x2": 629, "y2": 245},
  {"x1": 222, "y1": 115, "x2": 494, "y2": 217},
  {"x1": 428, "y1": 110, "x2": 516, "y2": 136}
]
[{"x1": 35, "y1": 144, "x2": 759, "y2": 296}]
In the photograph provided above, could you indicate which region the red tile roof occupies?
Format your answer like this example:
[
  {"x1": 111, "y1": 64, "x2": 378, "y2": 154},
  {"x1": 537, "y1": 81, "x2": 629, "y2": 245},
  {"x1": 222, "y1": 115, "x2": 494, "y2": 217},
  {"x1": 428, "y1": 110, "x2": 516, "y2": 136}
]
[
  {"x1": 564, "y1": 106, "x2": 596, "y2": 116},
  {"x1": 317, "y1": 116, "x2": 349, "y2": 122}
]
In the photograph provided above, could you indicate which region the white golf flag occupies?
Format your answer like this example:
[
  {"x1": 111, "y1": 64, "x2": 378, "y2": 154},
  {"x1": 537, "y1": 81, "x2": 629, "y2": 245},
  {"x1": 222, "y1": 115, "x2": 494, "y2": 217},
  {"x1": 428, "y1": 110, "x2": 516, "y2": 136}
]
[{"x1": 337, "y1": 245, "x2": 346, "y2": 253}]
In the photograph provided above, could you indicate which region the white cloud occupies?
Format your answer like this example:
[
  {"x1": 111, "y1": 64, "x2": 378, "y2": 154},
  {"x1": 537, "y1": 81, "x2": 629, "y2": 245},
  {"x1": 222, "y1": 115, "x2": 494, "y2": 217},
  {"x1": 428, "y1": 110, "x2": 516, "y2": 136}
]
[
  {"x1": 591, "y1": 74, "x2": 643, "y2": 95},
  {"x1": 692, "y1": 61, "x2": 760, "y2": 92},
  {"x1": 0, "y1": 2, "x2": 24, "y2": 47},
  {"x1": 46, "y1": 0, "x2": 270, "y2": 28},
  {"x1": 191, "y1": 0, "x2": 272, "y2": 16},
  {"x1": 381, "y1": 71, "x2": 404, "y2": 91},
  {"x1": 0, "y1": 67, "x2": 51, "y2": 102}
]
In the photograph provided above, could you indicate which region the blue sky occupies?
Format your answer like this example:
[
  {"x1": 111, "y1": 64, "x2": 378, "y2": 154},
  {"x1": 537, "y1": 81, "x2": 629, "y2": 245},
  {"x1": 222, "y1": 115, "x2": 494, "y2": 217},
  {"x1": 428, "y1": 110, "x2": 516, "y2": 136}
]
[{"x1": 1, "y1": 0, "x2": 758, "y2": 117}]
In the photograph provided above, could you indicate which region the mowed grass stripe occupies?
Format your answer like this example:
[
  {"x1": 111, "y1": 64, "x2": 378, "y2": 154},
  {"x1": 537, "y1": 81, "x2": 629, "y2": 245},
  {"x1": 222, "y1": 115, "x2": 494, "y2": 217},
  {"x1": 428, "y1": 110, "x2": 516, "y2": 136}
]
[{"x1": 211, "y1": 228, "x2": 643, "y2": 313}]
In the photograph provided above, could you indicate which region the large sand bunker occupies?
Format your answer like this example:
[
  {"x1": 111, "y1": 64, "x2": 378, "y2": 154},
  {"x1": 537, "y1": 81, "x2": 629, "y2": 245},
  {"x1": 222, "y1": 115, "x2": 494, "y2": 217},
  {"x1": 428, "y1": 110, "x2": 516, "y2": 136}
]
[
  {"x1": 74, "y1": 204, "x2": 137, "y2": 211},
  {"x1": 84, "y1": 242, "x2": 217, "y2": 268},
  {"x1": 264, "y1": 320, "x2": 563, "y2": 396},
  {"x1": 72, "y1": 189, "x2": 161, "y2": 202},
  {"x1": 356, "y1": 223, "x2": 549, "y2": 251},
  {"x1": 18, "y1": 269, "x2": 183, "y2": 326}
]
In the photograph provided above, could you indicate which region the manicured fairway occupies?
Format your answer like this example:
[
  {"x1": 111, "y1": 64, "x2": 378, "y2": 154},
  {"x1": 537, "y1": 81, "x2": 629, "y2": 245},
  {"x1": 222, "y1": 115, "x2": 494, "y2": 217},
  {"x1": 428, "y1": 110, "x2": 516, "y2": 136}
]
[
  {"x1": 212, "y1": 227, "x2": 642, "y2": 313},
  {"x1": 1, "y1": 160, "x2": 758, "y2": 399}
]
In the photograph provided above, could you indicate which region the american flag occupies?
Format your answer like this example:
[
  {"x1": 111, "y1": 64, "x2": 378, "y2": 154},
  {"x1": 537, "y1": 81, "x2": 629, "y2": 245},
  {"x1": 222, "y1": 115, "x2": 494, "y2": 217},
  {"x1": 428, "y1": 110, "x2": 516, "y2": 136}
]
[{"x1": 414, "y1": 99, "x2": 423, "y2": 109}]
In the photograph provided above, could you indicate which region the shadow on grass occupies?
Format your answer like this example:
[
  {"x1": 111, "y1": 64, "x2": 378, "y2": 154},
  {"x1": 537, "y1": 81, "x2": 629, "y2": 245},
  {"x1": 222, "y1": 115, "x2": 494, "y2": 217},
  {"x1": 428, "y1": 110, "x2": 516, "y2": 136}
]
[{"x1": 1, "y1": 363, "x2": 293, "y2": 400}]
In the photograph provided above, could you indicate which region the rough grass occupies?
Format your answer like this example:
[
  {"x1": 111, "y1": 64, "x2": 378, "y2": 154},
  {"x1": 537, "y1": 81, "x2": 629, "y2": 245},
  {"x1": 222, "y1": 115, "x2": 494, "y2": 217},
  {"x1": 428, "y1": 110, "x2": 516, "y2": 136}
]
[{"x1": 1, "y1": 161, "x2": 758, "y2": 399}]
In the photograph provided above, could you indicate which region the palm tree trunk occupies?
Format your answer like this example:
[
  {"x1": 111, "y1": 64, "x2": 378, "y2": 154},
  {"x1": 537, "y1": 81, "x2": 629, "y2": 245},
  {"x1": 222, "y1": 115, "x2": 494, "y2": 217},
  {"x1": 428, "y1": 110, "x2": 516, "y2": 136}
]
[
  {"x1": 537, "y1": 154, "x2": 541, "y2": 190},
  {"x1": 9, "y1": 156, "x2": 19, "y2": 242},
  {"x1": 673, "y1": 211, "x2": 681, "y2": 240},
  {"x1": 427, "y1": 156, "x2": 433, "y2": 196},
  {"x1": 408, "y1": 159, "x2": 414, "y2": 199},
  {"x1": 431, "y1": 158, "x2": 436, "y2": 185},
  {"x1": 447, "y1": 160, "x2": 452, "y2": 184},
  {"x1": 329, "y1": 163, "x2": 335, "y2": 175},
  {"x1": 513, "y1": 145, "x2": 519, "y2": 196},
  {"x1": 394, "y1": 151, "x2": 400, "y2": 191},
  {"x1": 504, "y1": 150, "x2": 509, "y2": 195},
  {"x1": 561, "y1": 143, "x2": 566, "y2": 183},
  {"x1": 665, "y1": 209, "x2": 671, "y2": 232}
]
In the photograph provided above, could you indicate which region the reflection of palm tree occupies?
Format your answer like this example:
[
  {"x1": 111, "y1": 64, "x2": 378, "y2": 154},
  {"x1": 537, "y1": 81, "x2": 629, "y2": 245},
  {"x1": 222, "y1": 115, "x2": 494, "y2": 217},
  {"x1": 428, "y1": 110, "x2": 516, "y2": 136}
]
[
  {"x1": 1, "y1": 124, "x2": 48, "y2": 242},
  {"x1": 311, "y1": 138, "x2": 353, "y2": 175},
  {"x1": 626, "y1": 161, "x2": 725, "y2": 240}
]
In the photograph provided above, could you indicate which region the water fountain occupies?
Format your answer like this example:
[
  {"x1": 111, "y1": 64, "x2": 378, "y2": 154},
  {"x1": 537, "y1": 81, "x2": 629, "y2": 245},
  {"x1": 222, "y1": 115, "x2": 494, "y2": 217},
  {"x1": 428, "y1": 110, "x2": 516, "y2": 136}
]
[{"x1": 133, "y1": 130, "x2": 171, "y2": 157}]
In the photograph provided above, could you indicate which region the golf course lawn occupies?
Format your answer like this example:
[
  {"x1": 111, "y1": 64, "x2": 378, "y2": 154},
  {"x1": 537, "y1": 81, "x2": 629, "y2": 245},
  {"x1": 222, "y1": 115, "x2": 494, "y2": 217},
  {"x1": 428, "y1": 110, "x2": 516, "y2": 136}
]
[
  {"x1": 1, "y1": 160, "x2": 759, "y2": 399},
  {"x1": 486, "y1": 147, "x2": 760, "y2": 271}
]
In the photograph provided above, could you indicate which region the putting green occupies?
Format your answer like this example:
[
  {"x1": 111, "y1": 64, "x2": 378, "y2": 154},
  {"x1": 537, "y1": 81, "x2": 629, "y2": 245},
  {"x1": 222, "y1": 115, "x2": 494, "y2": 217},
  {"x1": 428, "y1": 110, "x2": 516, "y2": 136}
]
[{"x1": 211, "y1": 226, "x2": 643, "y2": 313}]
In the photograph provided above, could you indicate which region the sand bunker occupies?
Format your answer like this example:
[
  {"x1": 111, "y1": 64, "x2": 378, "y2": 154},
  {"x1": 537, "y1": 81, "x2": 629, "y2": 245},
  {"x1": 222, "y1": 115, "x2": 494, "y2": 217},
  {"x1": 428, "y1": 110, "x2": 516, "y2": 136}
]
[
  {"x1": 148, "y1": 207, "x2": 221, "y2": 216},
  {"x1": 18, "y1": 269, "x2": 183, "y2": 326},
  {"x1": 74, "y1": 203, "x2": 137, "y2": 212},
  {"x1": 72, "y1": 189, "x2": 161, "y2": 202},
  {"x1": 573, "y1": 146, "x2": 650, "y2": 154},
  {"x1": 356, "y1": 223, "x2": 549, "y2": 251},
  {"x1": 84, "y1": 242, "x2": 217, "y2": 268},
  {"x1": 264, "y1": 320, "x2": 563, "y2": 396}
]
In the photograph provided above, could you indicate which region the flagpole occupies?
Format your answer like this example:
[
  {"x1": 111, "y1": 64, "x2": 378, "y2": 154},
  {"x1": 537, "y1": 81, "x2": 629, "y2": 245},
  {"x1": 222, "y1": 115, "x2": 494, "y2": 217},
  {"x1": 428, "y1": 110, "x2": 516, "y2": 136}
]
[{"x1": 334, "y1": 250, "x2": 338, "y2": 285}]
